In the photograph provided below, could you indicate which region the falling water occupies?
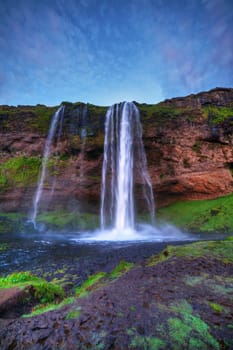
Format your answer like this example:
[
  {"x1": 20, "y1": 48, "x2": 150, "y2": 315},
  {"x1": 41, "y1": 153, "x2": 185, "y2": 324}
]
[
  {"x1": 100, "y1": 102, "x2": 155, "y2": 234},
  {"x1": 79, "y1": 105, "x2": 87, "y2": 182},
  {"x1": 30, "y1": 105, "x2": 65, "y2": 228}
]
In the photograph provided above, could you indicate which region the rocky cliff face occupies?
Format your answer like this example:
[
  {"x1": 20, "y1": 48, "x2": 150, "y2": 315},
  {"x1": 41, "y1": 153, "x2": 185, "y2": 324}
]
[{"x1": 0, "y1": 88, "x2": 233, "y2": 214}]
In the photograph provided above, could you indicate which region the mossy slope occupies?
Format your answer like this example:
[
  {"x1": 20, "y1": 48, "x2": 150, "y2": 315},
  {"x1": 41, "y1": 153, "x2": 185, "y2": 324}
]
[{"x1": 157, "y1": 193, "x2": 233, "y2": 233}]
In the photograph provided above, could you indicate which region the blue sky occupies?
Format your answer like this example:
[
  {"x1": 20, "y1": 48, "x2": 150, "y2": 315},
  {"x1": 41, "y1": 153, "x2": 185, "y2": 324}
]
[{"x1": 0, "y1": 0, "x2": 232, "y2": 106}]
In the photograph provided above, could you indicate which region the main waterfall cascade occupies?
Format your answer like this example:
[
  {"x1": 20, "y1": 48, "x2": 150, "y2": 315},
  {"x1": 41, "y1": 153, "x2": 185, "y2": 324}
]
[
  {"x1": 30, "y1": 105, "x2": 65, "y2": 228},
  {"x1": 100, "y1": 102, "x2": 155, "y2": 238}
]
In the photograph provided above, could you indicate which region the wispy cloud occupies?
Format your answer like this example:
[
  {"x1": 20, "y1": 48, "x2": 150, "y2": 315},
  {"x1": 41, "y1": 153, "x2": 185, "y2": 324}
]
[{"x1": 0, "y1": 0, "x2": 232, "y2": 105}]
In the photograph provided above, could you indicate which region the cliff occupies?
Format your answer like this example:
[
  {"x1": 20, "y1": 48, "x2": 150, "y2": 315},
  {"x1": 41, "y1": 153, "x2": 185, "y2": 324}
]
[{"x1": 0, "y1": 88, "x2": 233, "y2": 218}]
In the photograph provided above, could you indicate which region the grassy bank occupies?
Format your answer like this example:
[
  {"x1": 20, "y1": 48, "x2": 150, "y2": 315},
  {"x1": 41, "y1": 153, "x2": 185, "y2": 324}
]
[{"x1": 157, "y1": 193, "x2": 233, "y2": 233}]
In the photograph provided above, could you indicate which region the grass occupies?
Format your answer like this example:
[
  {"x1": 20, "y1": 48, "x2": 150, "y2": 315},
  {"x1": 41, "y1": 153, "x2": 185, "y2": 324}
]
[
  {"x1": 75, "y1": 261, "x2": 135, "y2": 299},
  {"x1": 147, "y1": 239, "x2": 233, "y2": 265},
  {"x1": 209, "y1": 302, "x2": 224, "y2": 313},
  {"x1": 0, "y1": 271, "x2": 64, "y2": 304},
  {"x1": 167, "y1": 300, "x2": 219, "y2": 350},
  {"x1": 0, "y1": 156, "x2": 41, "y2": 191},
  {"x1": 75, "y1": 272, "x2": 106, "y2": 298},
  {"x1": 109, "y1": 261, "x2": 134, "y2": 279},
  {"x1": 203, "y1": 105, "x2": 233, "y2": 124},
  {"x1": 0, "y1": 104, "x2": 58, "y2": 133},
  {"x1": 157, "y1": 193, "x2": 233, "y2": 233},
  {"x1": 37, "y1": 210, "x2": 99, "y2": 230},
  {"x1": 23, "y1": 297, "x2": 75, "y2": 317}
]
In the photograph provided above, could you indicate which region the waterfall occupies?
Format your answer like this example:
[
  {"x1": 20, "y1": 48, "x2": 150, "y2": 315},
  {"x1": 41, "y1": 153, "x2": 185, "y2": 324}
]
[
  {"x1": 100, "y1": 102, "x2": 155, "y2": 233},
  {"x1": 30, "y1": 105, "x2": 65, "y2": 228},
  {"x1": 79, "y1": 105, "x2": 87, "y2": 183}
]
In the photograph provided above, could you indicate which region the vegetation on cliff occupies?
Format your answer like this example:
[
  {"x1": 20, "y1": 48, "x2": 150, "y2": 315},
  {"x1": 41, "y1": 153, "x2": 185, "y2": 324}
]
[
  {"x1": 0, "y1": 156, "x2": 41, "y2": 192},
  {"x1": 157, "y1": 193, "x2": 233, "y2": 233}
]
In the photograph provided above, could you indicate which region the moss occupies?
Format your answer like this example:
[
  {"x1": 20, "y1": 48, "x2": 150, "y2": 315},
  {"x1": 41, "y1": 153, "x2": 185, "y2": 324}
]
[
  {"x1": 109, "y1": 261, "x2": 134, "y2": 279},
  {"x1": 74, "y1": 261, "x2": 134, "y2": 299},
  {"x1": 209, "y1": 302, "x2": 224, "y2": 313},
  {"x1": 37, "y1": 210, "x2": 99, "y2": 230},
  {"x1": 168, "y1": 300, "x2": 219, "y2": 350},
  {"x1": 157, "y1": 192, "x2": 233, "y2": 233},
  {"x1": 23, "y1": 297, "x2": 75, "y2": 317},
  {"x1": 0, "y1": 105, "x2": 58, "y2": 133},
  {"x1": 75, "y1": 272, "x2": 106, "y2": 298},
  {"x1": 0, "y1": 156, "x2": 41, "y2": 191},
  {"x1": 66, "y1": 307, "x2": 81, "y2": 320},
  {"x1": 0, "y1": 271, "x2": 64, "y2": 303},
  {"x1": 148, "y1": 240, "x2": 233, "y2": 266},
  {"x1": 203, "y1": 105, "x2": 233, "y2": 124},
  {"x1": 130, "y1": 335, "x2": 165, "y2": 349},
  {"x1": 137, "y1": 103, "x2": 186, "y2": 122}
]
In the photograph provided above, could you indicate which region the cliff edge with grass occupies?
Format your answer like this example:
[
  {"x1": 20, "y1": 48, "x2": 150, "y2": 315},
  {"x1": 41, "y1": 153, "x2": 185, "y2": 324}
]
[{"x1": 0, "y1": 87, "x2": 233, "y2": 232}]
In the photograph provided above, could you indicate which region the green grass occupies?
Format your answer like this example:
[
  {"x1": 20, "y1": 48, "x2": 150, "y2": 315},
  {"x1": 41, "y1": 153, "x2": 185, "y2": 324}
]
[
  {"x1": 66, "y1": 307, "x2": 81, "y2": 320},
  {"x1": 109, "y1": 261, "x2": 134, "y2": 279},
  {"x1": 203, "y1": 105, "x2": 233, "y2": 124},
  {"x1": 147, "y1": 239, "x2": 233, "y2": 265},
  {"x1": 138, "y1": 103, "x2": 185, "y2": 120},
  {"x1": 130, "y1": 335, "x2": 165, "y2": 349},
  {"x1": 23, "y1": 296, "x2": 75, "y2": 317},
  {"x1": 0, "y1": 104, "x2": 58, "y2": 133},
  {"x1": 0, "y1": 156, "x2": 41, "y2": 191},
  {"x1": 209, "y1": 302, "x2": 224, "y2": 313},
  {"x1": 75, "y1": 261, "x2": 134, "y2": 299},
  {"x1": 75, "y1": 272, "x2": 106, "y2": 298},
  {"x1": 37, "y1": 210, "x2": 99, "y2": 230},
  {"x1": 167, "y1": 300, "x2": 219, "y2": 350},
  {"x1": 0, "y1": 271, "x2": 64, "y2": 303},
  {"x1": 157, "y1": 193, "x2": 233, "y2": 233}
]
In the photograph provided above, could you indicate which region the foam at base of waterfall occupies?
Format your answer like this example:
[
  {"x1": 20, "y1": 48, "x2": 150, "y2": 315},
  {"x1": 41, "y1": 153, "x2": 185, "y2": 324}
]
[{"x1": 72, "y1": 223, "x2": 194, "y2": 242}]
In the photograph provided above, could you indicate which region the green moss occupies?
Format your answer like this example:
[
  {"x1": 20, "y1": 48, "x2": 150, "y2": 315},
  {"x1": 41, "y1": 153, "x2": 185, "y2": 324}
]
[
  {"x1": 137, "y1": 103, "x2": 186, "y2": 122},
  {"x1": 37, "y1": 210, "x2": 99, "y2": 231},
  {"x1": 23, "y1": 296, "x2": 75, "y2": 317},
  {"x1": 66, "y1": 307, "x2": 81, "y2": 320},
  {"x1": 0, "y1": 156, "x2": 41, "y2": 191},
  {"x1": 209, "y1": 302, "x2": 224, "y2": 313},
  {"x1": 157, "y1": 193, "x2": 233, "y2": 233},
  {"x1": 203, "y1": 105, "x2": 233, "y2": 124},
  {"x1": 0, "y1": 105, "x2": 58, "y2": 133},
  {"x1": 74, "y1": 261, "x2": 134, "y2": 299},
  {"x1": 75, "y1": 272, "x2": 106, "y2": 298},
  {"x1": 148, "y1": 240, "x2": 233, "y2": 265},
  {"x1": 168, "y1": 300, "x2": 219, "y2": 350},
  {"x1": 109, "y1": 261, "x2": 134, "y2": 279},
  {"x1": 130, "y1": 335, "x2": 165, "y2": 349},
  {"x1": 0, "y1": 271, "x2": 64, "y2": 303}
]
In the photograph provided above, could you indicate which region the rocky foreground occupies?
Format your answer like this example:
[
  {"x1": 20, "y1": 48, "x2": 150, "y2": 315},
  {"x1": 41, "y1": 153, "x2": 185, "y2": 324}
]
[{"x1": 0, "y1": 239, "x2": 232, "y2": 350}]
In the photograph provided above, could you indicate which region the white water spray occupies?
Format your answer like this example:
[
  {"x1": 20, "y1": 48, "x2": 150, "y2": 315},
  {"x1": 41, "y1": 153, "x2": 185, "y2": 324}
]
[
  {"x1": 100, "y1": 102, "x2": 155, "y2": 236},
  {"x1": 30, "y1": 106, "x2": 65, "y2": 228},
  {"x1": 79, "y1": 105, "x2": 87, "y2": 182}
]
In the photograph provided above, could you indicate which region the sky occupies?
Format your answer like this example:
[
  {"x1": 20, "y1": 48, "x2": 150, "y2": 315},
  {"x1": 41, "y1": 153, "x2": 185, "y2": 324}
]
[{"x1": 0, "y1": 0, "x2": 232, "y2": 106}]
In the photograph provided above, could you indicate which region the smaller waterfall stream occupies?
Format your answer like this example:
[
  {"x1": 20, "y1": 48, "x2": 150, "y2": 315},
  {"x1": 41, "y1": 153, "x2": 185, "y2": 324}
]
[
  {"x1": 79, "y1": 105, "x2": 87, "y2": 183},
  {"x1": 30, "y1": 106, "x2": 65, "y2": 228}
]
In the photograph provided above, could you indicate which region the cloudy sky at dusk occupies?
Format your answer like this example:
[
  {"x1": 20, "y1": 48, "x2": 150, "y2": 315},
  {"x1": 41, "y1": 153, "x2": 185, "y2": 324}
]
[{"x1": 0, "y1": 0, "x2": 232, "y2": 106}]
